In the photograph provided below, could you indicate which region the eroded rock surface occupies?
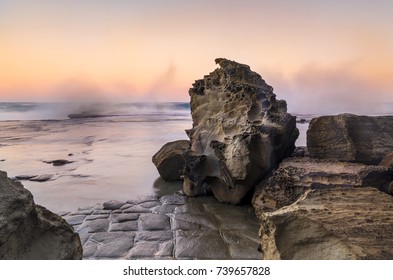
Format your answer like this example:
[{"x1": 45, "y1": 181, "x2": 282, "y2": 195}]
[
  {"x1": 0, "y1": 171, "x2": 82, "y2": 259},
  {"x1": 252, "y1": 157, "x2": 392, "y2": 215},
  {"x1": 63, "y1": 194, "x2": 260, "y2": 260},
  {"x1": 153, "y1": 140, "x2": 190, "y2": 181},
  {"x1": 183, "y1": 58, "x2": 298, "y2": 203},
  {"x1": 307, "y1": 114, "x2": 393, "y2": 164},
  {"x1": 259, "y1": 187, "x2": 393, "y2": 259},
  {"x1": 379, "y1": 151, "x2": 393, "y2": 169}
]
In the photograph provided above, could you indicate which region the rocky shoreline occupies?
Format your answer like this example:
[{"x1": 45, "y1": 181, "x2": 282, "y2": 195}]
[
  {"x1": 2, "y1": 58, "x2": 393, "y2": 259},
  {"x1": 153, "y1": 58, "x2": 393, "y2": 260}
]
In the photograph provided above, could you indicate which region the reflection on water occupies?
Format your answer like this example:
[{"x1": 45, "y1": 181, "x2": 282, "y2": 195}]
[{"x1": 153, "y1": 177, "x2": 183, "y2": 197}]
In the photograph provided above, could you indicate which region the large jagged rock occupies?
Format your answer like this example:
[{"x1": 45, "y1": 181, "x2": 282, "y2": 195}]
[
  {"x1": 152, "y1": 140, "x2": 190, "y2": 181},
  {"x1": 252, "y1": 157, "x2": 392, "y2": 215},
  {"x1": 307, "y1": 114, "x2": 393, "y2": 164},
  {"x1": 0, "y1": 171, "x2": 82, "y2": 259},
  {"x1": 182, "y1": 58, "x2": 298, "y2": 204},
  {"x1": 259, "y1": 187, "x2": 393, "y2": 259}
]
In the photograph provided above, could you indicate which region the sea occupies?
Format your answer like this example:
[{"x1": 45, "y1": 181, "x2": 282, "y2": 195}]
[{"x1": 0, "y1": 102, "x2": 391, "y2": 213}]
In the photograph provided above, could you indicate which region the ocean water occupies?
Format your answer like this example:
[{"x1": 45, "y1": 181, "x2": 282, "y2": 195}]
[
  {"x1": 0, "y1": 102, "x2": 391, "y2": 213},
  {"x1": 0, "y1": 102, "x2": 192, "y2": 212}
]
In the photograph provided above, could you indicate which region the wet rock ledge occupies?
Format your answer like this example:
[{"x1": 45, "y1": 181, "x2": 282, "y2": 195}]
[{"x1": 61, "y1": 194, "x2": 260, "y2": 259}]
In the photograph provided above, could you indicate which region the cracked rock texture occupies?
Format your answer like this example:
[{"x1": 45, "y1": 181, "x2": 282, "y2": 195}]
[
  {"x1": 0, "y1": 171, "x2": 82, "y2": 259},
  {"x1": 307, "y1": 114, "x2": 393, "y2": 164},
  {"x1": 62, "y1": 194, "x2": 261, "y2": 260},
  {"x1": 259, "y1": 187, "x2": 393, "y2": 259},
  {"x1": 252, "y1": 157, "x2": 392, "y2": 215},
  {"x1": 183, "y1": 58, "x2": 298, "y2": 203}
]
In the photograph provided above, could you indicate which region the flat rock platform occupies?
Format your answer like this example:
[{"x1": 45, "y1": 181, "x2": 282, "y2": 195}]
[{"x1": 60, "y1": 194, "x2": 261, "y2": 259}]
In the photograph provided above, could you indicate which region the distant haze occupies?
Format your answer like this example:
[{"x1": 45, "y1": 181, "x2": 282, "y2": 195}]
[{"x1": 1, "y1": 0, "x2": 393, "y2": 114}]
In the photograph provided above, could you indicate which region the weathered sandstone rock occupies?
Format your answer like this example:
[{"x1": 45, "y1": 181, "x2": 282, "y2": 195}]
[
  {"x1": 182, "y1": 58, "x2": 298, "y2": 203},
  {"x1": 0, "y1": 171, "x2": 82, "y2": 259},
  {"x1": 152, "y1": 140, "x2": 190, "y2": 181},
  {"x1": 259, "y1": 187, "x2": 393, "y2": 259},
  {"x1": 252, "y1": 157, "x2": 392, "y2": 214},
  {"x1": 307, "y1": 114, "x2": 393, "y2": 164},
  {"x1": 379, "y1": 151, "x2": 393, "y2": 169}
]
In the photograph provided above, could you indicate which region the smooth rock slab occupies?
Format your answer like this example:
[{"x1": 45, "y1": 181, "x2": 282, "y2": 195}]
[
  {"x1": 91, "y1": 232, "x2": 135, "y2": 259},
  {"x1": 174, "y1": 202, "x2": 205, "y2": 214},
  {"x1": 220, "y1": 230, "x2": 261, "y2": 259},
  {"x1": 139, "y1": 201, "x2": 162, "y2": 208},
  {"x1": 139, "y1": 214, "x2": 170, "y2": 230},
  {"x1": 175, "y1": 230, "x2": 230, "y2": 259},
  {"x1": 103, "y1": 200, "x2": 125, "y2": 210},
  {"x1": 228, "y1": 239, "x2": 261, "y2": 259},
  {"x1": 152, "y1": 204, "x2": 177, "y2": 214},
  {"x1": 109, "y1": 221, "x2": 139, "y2": 232},
  {"x1": 160, "y1": 195, "x2": 186, "y2": 205},
  {"x1": 127, "y1": 241, "x2": 160, "y2": 258},
  {"x1": 74, "y1": 194, "x2": 263, "y2": 260},
  {"x1": 71, "y1": 209, "x2": 93, "y2": 215},
  {"x1": 172, "y1": 213, "x2": 218, "y2": 230},
  {"x1": 215, "y1": 214, "x2": 259, "y2": 231},
  {"x1": 136, "y1": 231, "x2": 173, "y2": 242},
  {"x1": 126, "y1": 195, "x2": 159, "y2": 205},
  {"x1": 85, "y1": 214, "x2": 110, "y2": 221},
  {"x1": 79, "y1": 219, "x2": 109, "y2": 233},
  {"x1": 123, "y1": 205, "x2": 152, "y2": 213},
  {"x1": 157, "y1": 241, "x2": 174, "y2": 257},
  {"x1": 93, "y1": 210, "x2": 112, "y2": 215},
  {"x1": 110, "y1": 213, "x2": 139, "y2": 223},
  {"x1": 82, "y1": 242, "x2": 98, "y2": 258},
  {"x1": 64, "y1": 215, "x2": 86, "y2": 226},
  {"x1": 29, "y1": 174, "x2": 53, "y2": 182}
]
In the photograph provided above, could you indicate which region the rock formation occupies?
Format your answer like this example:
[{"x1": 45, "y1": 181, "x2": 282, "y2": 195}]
[
  {"x1": 0, "y1": 171, "x2": 82, "y2": 259},
  {"x1": 379, "y1": 151, "x2": 393, "y2": 169},
  {"x1": 252, "y1": 157, "x2": 392, "y2": 215},
  {"x1": 307, "y1": 114, "x2": 393, "y2": 164},
  {"x1": 152, "y1": 140, "x2": 190, "y2": 181},
  {"x1": 182, "y1": 58, "x2": 298, "y2": 204},
  {"x1": 259, "y1": 187, "x2": 393, "y2": 259}
]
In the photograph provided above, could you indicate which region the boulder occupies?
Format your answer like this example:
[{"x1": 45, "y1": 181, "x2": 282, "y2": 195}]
[
  {"x1": 152, "y1": 140, "x2": 190, "y2": 181},
  {"x1": 379, "y1": 151, "x2": 393, "y2": 169},
  {"x1": 259, "y1": 187, "x2": 393, "y2": 259},
  {"x1": 252, "y1": 157, "x2": 392, "y2": 215},
  {"x1": 0, "y1": 170, "x2": 82, "y2": 259},
  {"x1": 307, "y1": 114, "x2": 393, "y2": 164},
  {"x1": 182, "y1": 58, "x2": 298, "y2": 204},
  {"x1": 291, "y1": 146, "x2": 309, "y2": 157}
]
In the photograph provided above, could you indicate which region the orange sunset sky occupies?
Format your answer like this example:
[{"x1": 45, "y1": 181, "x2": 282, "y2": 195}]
[{"x1": 1, "y1": 0, "x2": 393, "y2": 113}]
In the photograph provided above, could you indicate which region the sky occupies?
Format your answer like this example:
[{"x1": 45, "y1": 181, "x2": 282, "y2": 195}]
[{"x1": 1, "y1": 0, "x2": 393, "y2": 113}]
